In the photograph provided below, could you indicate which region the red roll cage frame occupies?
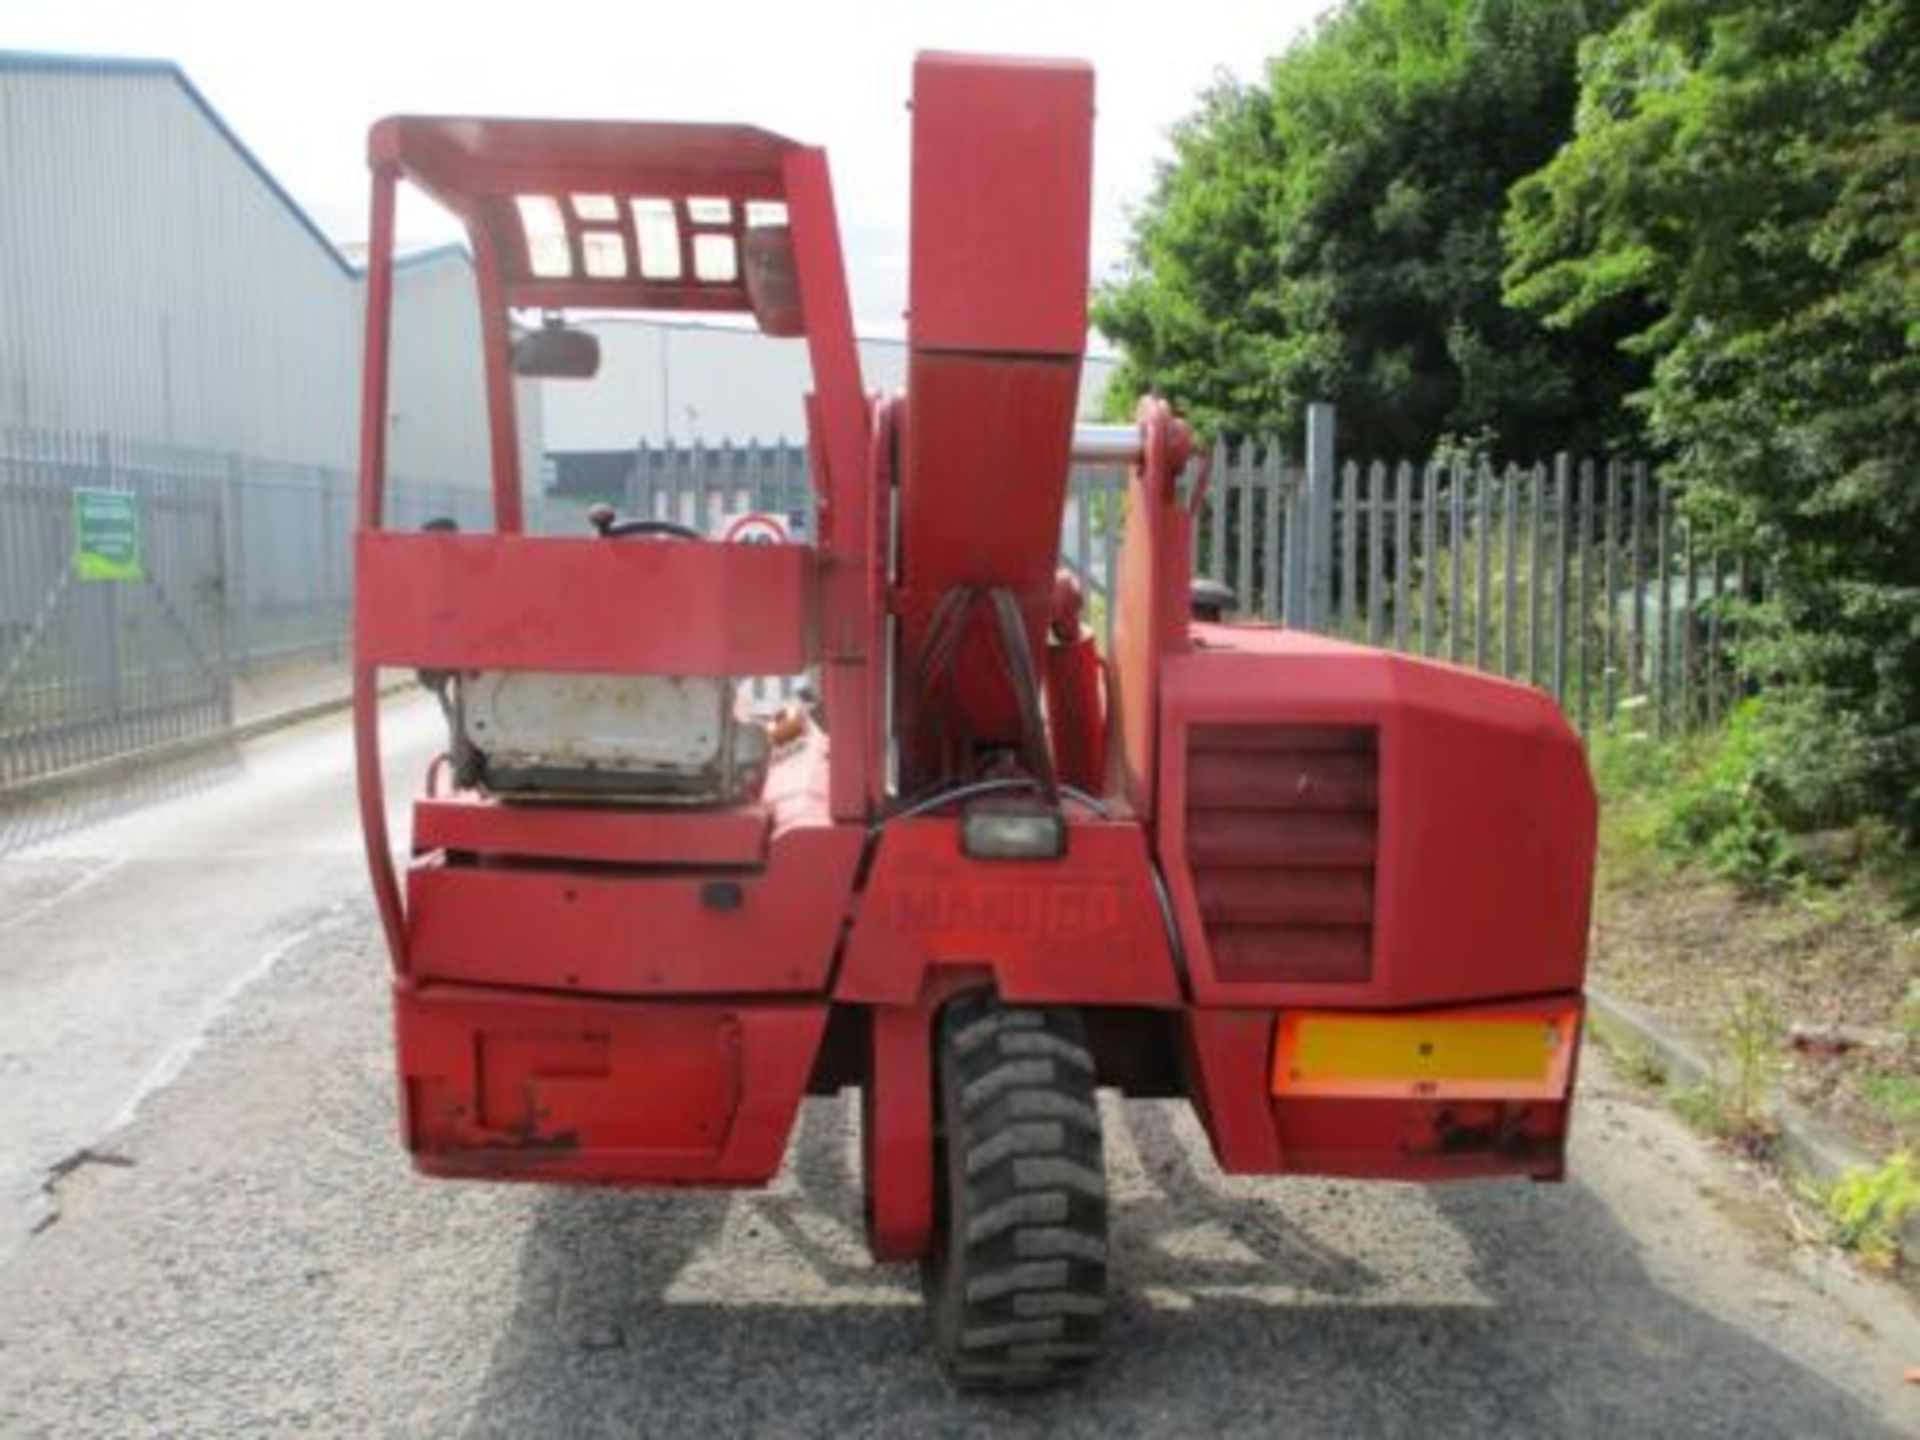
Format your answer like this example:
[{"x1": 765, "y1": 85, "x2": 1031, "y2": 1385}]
[{"x1": 353, "y1": 117, "x2": 883, "y2": 964}]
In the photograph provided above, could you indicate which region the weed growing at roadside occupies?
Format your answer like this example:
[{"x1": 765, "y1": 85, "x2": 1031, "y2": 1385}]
[
  {"x1": 1722, "y1": 987, "x2": 1785, "y2": 1138},
  {"x1": 1669, "y1": 988, "x2": 1784, "y2": 1157},
  {"x1": 1615, "y1": 1037, "x2": 1670, "y2": 1089},
  {"x1": 1821, "y1": 1151, "x2": 1919, "y2": 1270},
  {"x1": 1861, "y1": 1074, "x2": 1920, "y2": 1133},
  {"x1": 1670, "y1": 1082, "x2": 1730, "y2": 1137},
  {"x1": 1897, "y1": 981, "x2": 1920, "y2": 1041}
]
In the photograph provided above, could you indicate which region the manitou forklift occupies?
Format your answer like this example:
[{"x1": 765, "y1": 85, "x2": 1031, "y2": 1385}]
[{"x1": 352, "y1": 53, "x2": 1595, "y2": 1388}]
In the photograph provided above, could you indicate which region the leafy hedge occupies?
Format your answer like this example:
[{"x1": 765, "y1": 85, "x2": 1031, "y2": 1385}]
[{"x1": 1099, "y1": 0, "x2": 1917, "y2": 837}]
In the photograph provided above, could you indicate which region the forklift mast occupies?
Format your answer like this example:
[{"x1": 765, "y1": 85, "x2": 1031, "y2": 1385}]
[{"x1": 891, "y1": 56, "x2": 1094, "y2": 791}]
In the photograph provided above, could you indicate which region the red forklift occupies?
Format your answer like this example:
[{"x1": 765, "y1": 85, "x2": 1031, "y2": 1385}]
[{"x1": 352, "y1": 53, "x2": 1595, "y2": 1388}]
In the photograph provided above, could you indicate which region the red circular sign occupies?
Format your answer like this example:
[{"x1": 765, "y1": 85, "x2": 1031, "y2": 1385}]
[{"x1": 721, "y1": 511, "x2": 790, "y2": 545}]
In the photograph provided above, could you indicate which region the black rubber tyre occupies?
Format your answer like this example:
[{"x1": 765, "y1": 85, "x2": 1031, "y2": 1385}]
[{"x1": 923, "y1": 991, "x2": 1108, "y2": 1390}]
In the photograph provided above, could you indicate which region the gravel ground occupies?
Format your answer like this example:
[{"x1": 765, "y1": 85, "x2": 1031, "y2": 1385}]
[{"x1": 2, "y1": 909, "x2": 1917, "y2": 1438}]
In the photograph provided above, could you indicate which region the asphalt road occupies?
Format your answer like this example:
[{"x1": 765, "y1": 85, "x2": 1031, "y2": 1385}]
[
  {"x1": 0, "y1": 694, "x2": 443, "y2": 1255},
  {"x1": 1, "y1": 702, "x2": 1917, "y2": 1437}
]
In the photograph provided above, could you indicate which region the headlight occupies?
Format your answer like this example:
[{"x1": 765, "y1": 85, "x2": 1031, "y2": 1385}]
[{"x1": 961, "y1": 800, "x2": 1067, "y2": 860}]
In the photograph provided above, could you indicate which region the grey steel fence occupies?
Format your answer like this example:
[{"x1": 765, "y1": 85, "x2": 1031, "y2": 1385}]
[
  {"x1": 1, "y1": 410, "x2": 1738, "y2": 790},
  {"x1": 625, "y1": 416, "x2": 1738, "y2": 740},
  {"x1": 0, "y1": 428, "x2": 504, "y2": 787},
  {"x1": 1185, "y1": 425, "x2": 1742, "y2": 740},
  {"x1": 1, "y1": 431, "x2": 230, "y2": 786}
]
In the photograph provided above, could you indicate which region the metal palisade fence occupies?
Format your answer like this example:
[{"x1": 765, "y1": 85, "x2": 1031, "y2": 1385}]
[
  {"x1": 1181, "y1": 409, "x2": 1742, "y2": 741},
  {"x1": 624, "y1": 415, "x2": 1740, "y2": 741},
  {"x1": 1, "y1": 410, "x2": 1737, "y2": 790}
]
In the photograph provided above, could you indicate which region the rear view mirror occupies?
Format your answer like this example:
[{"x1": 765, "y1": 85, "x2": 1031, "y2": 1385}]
[
  {"x1": 512, "y1": 323, "x2": 600, "y2": 379},
  {"x1": 743, "y1": 226, "x2": 805, "y2": 338}
]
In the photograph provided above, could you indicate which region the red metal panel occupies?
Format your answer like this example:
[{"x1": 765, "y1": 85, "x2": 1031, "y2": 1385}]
[
  {"x1": 1179, "y1": 997, "x2": 1579, "y2": 1181},
  {"x1": 908, "y1": 53, "x2": 1094, "y2": 354},
  {"x1": 862, "y1": 969, "x2": 989, "y2": 1262},
  {"x1": 354, "y1": 161, "x2": 407, "y2": 969},
  {"x1": 1108, "y1": 400, "x2": 1196, "y2": 819},
  {"x1": 406, "y1": 825, "x2": 861, "y2": 995},
  {"x1": 396, "y1": 983, "x2": 824, "y2": 1184},
  {"x1": 1178, "y1": 1010, "x2": 1284, "y2": 1172},
  {"x1": 1044, "y1": 626, "x2": 1107, "y2": 793},
  {"x1": 354, "y1": 531, "x2": 814, "y2": 676},
  {"x1": 782, "y1": 149, "x2": 878, "y2": 821},
  {"x1": 372, "y1": 118, "x2": 795, "y2": 216},
  {"x1": 897, "y1": 358, "x2": 1082, "y2": 599},
  {"x1": 1265, "y1": 1096, "x2": 1569, "y2": 1182},
  {"x1": 470, "y1": 223, "x2": 524, "y2": 533},
  {"x1": 1156, "y1": 627, "x2": 1597, "y2": 1008},
  {"x1": 836, "y1": 817, "x2": 1182, "y2": 1005},
  {"x1": 412, "y1": 795, "x2": 768, "y2": 866}
]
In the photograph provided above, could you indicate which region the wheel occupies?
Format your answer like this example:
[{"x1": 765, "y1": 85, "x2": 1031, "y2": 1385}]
[{"x1": 923, "y1": 991, "x2": 1108, "y2": 1390}]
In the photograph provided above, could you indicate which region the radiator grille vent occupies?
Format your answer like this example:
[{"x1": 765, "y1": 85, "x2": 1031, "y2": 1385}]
[{"x1": 1185, "y1": 725, "x2": 1378, "y2": 984}]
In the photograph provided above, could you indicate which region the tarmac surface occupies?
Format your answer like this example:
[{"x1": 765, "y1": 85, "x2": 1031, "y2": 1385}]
[{"x1": 1, "y1": 699, "x2": 1916, "y2": 1436}]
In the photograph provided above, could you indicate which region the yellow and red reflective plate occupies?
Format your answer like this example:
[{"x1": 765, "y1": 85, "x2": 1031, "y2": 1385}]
[{"x1": 1271, "y1": 1008, "x2": 1580, "y2": 1101}]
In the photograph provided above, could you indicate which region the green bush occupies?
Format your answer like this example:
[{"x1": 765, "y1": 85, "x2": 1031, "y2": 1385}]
[
  {"x1": 1652, "y1": 701, "x2": 1799, "y2": 888},
  {"x1": 1595, "y1": 691, "x2": 1913, "y2": 903},
  {"x1": 1662, "y1": 694, "x2": 1893, "y2": 889},
  {"x1": 1504, "y1": 0, "x2": 1920, "y2": 842}
]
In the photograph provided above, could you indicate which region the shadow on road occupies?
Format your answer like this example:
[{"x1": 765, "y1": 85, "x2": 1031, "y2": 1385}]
[{"x1": 462, "y1": 1095, "x2": 1897, "y2": 1438}]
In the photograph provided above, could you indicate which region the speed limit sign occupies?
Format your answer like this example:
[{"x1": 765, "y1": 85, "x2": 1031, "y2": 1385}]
[{"x1": 720, "y1": 511, "x2": 792, "y2": 545}]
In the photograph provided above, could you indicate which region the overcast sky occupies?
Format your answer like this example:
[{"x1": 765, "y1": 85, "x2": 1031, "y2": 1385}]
[{"x1": 12, "y1": 1, "x2": 1331, "y2": 332}]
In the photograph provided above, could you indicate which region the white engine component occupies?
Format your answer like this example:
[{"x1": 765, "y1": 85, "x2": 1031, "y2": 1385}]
[{"x1": 455, "y1": 671, "x2": 769, "y2": 802}]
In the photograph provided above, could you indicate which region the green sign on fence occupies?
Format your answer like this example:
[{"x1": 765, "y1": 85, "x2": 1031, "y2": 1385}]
[{"x1": 73, "y1": 487, "x2": 143, "y2": 582}]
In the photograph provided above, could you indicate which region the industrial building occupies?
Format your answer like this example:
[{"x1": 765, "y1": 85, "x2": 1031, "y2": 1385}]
[
  {"x1": 2, "y1": 52, "x2": 1113, "y2": 495},
  {"x1": 0, "y1": 51, "x2": 534, "y2": 488},
  {"x1": 541, "y1": 318, "x2": 1119, "y2": 511},
  {"x1": 542, "y1": 318, "x2": 1118, "y2": 451}
]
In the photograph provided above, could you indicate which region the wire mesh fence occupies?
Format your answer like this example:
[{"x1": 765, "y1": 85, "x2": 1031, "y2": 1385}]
[{"x1": 1, "y1": 413, "x2": 1739, "y2": 790}]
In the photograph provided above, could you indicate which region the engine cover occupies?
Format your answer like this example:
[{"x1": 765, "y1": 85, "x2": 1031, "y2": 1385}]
[{"x1": 453, "y1": 671, "x2": 769, "y2": 803}]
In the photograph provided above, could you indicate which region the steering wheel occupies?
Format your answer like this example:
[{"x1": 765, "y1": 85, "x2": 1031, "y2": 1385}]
[{"x1": 586, "y1": 503, "x2": 703, "y2": 542}]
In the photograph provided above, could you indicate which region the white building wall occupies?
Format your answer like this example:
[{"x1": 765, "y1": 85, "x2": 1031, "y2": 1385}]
[
  {"x1": 0, "y1": 55, "x2": 533, "y2": 493},
  {"x1": 385, "y1": 249, "x2": 542, "y2": 492},
  {"x1": 540, "y1": 319, "x2": 1119, "y2": 451},
  {"x1": 388, "y1": 252, "x2": 481, "y2": 484},
  {"x1": 0, "y1": 61, "x2": 359, "y2": 465}
]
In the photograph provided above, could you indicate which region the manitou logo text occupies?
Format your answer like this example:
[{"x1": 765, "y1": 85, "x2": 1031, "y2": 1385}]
[{"x1": 889, "y1": 884, "x2": 1127, "y2": 943}]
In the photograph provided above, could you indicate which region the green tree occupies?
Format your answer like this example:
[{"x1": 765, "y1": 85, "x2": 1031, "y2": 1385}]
[
  {"x1": 1096, "y1": 0, "x2": 1636, "y2": 456},
  {"x1": 1504, "y1": 0, "x2": 1918, "y2": 832}
]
